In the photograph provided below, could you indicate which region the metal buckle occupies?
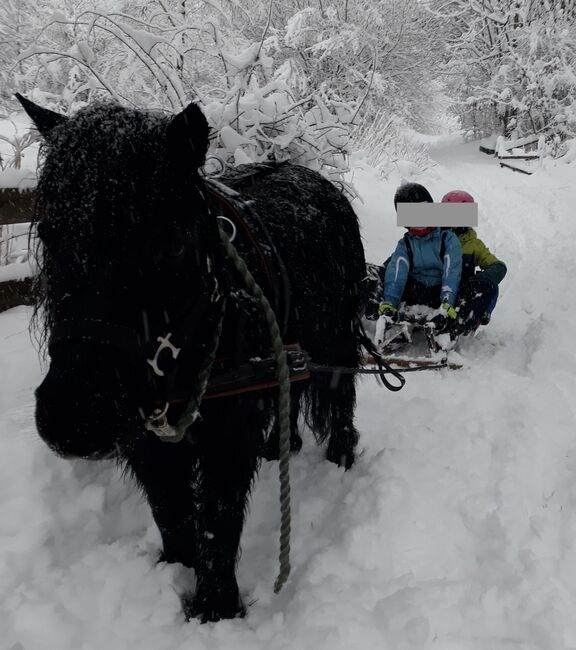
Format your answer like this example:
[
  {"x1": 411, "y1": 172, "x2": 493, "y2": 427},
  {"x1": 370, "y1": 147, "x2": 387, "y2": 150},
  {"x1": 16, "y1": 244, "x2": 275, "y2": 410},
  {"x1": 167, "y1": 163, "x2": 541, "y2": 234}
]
[
  {"x1": 287, "y1": 348, "x2": 307, "y2": 372},
  {"x1": 147, "y1": 333, "x2": 181, "y2": 377},
  {"x1": 144, "y1": 402, "x2": 184, "y2": 442},
  {"x1": 217, "y1": 215, "x2": 237, "y2": 243}
]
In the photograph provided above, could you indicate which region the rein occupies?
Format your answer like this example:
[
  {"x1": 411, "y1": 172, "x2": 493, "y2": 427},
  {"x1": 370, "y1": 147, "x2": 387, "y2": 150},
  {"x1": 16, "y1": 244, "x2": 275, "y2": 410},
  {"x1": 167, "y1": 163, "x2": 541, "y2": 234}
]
[
  {"x1": 144, "y1": 298, "x2": 226, "y2": 443},
  {"x1": 215, "y1": 224, "x2": 293, "y2": 594}
]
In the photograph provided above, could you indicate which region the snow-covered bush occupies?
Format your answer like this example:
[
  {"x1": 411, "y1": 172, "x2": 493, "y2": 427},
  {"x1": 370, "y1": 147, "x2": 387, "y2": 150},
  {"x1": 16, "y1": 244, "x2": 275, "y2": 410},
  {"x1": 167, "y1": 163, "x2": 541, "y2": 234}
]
[
  {"x1": 13, "y1": 4, "x2": 355, "y2": 184},
  {"x1": 561, "y1": 138, "x2": 576, "y2": 165},
  {"x1": 0, "y1": 125, "x2": 37, "y2": 171},
  {"x1": 351, "y1": 111, "x2": 436, "y2": 177},
  {"x1": 8, "y1": 0, "x2": 455, "y2": 183}
]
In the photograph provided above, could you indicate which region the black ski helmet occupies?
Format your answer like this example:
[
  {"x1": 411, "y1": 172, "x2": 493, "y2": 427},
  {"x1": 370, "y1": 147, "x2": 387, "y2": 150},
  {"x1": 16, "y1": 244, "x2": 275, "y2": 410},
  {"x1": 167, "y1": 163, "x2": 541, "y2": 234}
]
[{"x1": 394, "y1": 183, "x2": 433, "y2": 209}]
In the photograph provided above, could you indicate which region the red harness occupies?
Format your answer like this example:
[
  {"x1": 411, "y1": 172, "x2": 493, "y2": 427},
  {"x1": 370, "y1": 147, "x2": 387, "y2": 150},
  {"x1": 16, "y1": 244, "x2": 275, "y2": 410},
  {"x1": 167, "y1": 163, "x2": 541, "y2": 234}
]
[{"x1": 204, "y1": 344, "x2": 310, "y2": 400}]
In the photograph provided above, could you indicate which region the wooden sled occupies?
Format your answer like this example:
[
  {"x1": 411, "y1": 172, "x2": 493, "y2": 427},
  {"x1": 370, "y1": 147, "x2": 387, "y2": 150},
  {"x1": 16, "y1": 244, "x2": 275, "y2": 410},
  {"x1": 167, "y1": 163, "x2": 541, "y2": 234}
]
[{"x1": 368, "y1": 307, "x2": 463, "y2": 371}]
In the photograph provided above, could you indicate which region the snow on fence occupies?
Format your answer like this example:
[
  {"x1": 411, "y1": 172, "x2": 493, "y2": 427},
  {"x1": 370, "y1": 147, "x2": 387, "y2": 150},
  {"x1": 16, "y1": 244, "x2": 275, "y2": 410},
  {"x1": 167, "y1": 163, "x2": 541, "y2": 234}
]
[
  {"x1": 0, "y1": 188, "x2": 34, "y2": 312},
  {"x1": 479, "y1": 134, "x2": 546, "y2": 175}
]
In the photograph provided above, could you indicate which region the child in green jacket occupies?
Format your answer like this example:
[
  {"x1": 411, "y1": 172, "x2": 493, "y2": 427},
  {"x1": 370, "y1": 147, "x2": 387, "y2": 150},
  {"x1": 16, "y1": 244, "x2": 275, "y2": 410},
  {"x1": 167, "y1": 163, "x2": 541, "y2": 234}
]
[{"x1": 442, "y1": 190, "x2": 507, "y2": 334}]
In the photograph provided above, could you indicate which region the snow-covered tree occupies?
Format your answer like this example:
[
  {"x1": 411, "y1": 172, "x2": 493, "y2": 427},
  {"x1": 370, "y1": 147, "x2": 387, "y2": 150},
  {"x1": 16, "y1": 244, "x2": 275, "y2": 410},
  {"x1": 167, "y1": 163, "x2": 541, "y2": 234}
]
[
  {"x1": 0, "y1": 0, "x2": 45, "y2": 107},
  {"x1": 3, "y1": 0, "x2": 456, "y2": 179},
  {"x1": 433, "y1": 0, "x2": 576, "y2": 147},
  {"x1": 11, "y1": 2, "x2": 356, "y2": 183}
]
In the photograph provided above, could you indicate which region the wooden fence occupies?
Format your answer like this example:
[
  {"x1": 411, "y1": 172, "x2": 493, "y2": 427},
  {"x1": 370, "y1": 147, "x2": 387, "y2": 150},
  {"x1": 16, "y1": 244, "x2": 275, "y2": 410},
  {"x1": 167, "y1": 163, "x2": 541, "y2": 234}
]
[
  {"x1": 0, "y1": 188, "x2": 35, "y2": 312},
  {"x1": 479, "y1": 134, "x2": 545, "y2": 175}
]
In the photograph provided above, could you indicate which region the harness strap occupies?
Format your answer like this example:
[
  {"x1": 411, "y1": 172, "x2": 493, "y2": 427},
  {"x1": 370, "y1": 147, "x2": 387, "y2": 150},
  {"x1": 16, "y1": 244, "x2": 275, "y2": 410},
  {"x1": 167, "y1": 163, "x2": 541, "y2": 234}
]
[
  {"x1": 148, "y1": 292, "x2": 214, "y2": 405},
  {"x1": 151, "y1": 345, "x2": 310, "y2": 404},
  {"x1": 205, "y1": 176, "x2": 291, "y2": 337},
  {"x1": 207, "y1": 188, "x2": 274, "y2": 289}
]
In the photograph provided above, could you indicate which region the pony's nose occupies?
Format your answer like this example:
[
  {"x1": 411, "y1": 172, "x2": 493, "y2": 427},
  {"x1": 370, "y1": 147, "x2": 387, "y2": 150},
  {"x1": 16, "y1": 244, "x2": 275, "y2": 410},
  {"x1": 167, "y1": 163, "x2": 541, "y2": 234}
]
[{"x1": 34, "y1": 371, "x2": 134, "y2": 460}]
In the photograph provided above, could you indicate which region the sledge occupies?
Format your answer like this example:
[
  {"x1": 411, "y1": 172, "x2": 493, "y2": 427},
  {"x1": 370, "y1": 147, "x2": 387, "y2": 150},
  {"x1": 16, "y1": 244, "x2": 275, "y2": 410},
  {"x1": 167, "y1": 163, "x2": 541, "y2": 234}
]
[
  {"x1": 362, "y1": 353, "x2": 463, "y2": 372},
  {"x1": 363, "y1": 305, "x2": 463, "y2": 371}
]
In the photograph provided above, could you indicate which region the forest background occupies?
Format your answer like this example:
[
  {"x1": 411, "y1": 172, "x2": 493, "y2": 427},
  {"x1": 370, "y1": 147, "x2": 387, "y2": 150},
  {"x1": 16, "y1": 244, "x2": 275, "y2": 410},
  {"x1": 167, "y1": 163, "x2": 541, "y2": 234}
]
[{"x1": 0, "y1": 0, "x2": 575, "y2": 184}]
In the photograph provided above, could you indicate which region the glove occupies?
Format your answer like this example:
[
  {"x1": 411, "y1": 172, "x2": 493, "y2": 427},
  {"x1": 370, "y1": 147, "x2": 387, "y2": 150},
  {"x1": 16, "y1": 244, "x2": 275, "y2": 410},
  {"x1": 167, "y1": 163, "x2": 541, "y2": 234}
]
[
  {"x1": 478, "y1": 263, "x2": 507, "y2": 285},
  {"x1": 428, "y1": 302, "x2": 457, "y2": 333},
  {"x1": 378, "y1": 302, "x2": 397, "y2": 319},
  {"x1": 441, "y1": 302, "x2": 457, "y2": 320}
]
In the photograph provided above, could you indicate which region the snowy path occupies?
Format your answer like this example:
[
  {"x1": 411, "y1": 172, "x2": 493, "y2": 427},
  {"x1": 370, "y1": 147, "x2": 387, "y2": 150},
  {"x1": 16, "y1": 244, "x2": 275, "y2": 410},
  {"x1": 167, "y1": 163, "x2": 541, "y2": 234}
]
[{"x1": 2, "y1": 142, "x2": 576, "y2": 650}]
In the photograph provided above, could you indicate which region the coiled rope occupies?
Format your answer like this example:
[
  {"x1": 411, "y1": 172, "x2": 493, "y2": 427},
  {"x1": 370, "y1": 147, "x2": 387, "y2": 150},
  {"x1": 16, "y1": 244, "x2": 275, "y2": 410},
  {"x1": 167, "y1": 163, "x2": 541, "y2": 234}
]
[{"x1": 217, "y1": 225, "x2": 292, "y2": 594}]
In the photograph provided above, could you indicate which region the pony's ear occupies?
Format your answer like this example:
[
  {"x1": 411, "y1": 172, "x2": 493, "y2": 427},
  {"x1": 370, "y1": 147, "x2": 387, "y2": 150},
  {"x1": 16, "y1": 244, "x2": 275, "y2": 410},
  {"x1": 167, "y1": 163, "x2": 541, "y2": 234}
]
[
  {"x1": 167, "y1": 102, "x2": 210, "y2": 169},
  {"x1": 15, "y1": 93, "x2": 67, "y2": 138}
]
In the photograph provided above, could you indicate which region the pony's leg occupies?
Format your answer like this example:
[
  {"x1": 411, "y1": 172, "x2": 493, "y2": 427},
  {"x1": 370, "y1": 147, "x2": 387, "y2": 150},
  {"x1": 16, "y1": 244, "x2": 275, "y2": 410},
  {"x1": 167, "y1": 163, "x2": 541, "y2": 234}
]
[
  {"x1": 184, "y1": 399, "x2": 265, "y2": 623},
  {"x1": 123, "y1": 437, "x2": 200, "y2": 569},
  {"x1": 324, "y1": 371, "x2": 359, "y2": 470},
  {"x1": 260, "y1": 386, "x2": 303, "y2": 460},
  {"x1": 308, "y1": 334, "x2": 360, "y2": 469}
]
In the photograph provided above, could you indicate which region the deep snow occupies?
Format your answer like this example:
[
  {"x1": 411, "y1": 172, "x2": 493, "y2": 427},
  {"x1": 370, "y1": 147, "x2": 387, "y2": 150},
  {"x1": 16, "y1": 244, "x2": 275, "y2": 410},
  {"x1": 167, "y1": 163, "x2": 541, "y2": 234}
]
[{"x1": 1, "y1": 140, "x2": 576, "y2": 649}]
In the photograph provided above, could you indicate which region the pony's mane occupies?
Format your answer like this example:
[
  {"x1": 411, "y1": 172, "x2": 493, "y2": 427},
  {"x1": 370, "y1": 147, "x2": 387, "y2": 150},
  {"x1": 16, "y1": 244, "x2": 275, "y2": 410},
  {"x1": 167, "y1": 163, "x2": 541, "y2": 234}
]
[{"x1": 32, "y1": 103, "x2": 171, "y2": 344}]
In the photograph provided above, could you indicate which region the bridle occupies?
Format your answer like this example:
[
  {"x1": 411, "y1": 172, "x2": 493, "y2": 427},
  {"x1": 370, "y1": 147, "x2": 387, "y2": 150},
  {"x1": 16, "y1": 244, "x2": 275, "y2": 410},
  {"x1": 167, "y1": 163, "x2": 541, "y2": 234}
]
[{"x1": 48, "y1": 277, "x2": 227, "y2": 434}]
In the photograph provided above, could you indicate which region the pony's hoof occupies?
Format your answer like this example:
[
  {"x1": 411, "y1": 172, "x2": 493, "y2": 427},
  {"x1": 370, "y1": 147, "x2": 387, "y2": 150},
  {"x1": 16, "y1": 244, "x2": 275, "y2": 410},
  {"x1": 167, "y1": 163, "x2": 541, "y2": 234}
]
[
  {"x1": 183, "y1": 589, "x2": 246, "y2": 623},
  {"x1": 326, "y1": 446, "x2": 355, "y2": 470}
]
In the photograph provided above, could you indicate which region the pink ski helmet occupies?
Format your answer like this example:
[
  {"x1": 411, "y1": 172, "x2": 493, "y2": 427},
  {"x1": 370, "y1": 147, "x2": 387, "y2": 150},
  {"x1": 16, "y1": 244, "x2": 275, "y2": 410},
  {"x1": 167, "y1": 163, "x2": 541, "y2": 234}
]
[{"x1": 441, "y1": 190, "x2": 474, "y2": 203}]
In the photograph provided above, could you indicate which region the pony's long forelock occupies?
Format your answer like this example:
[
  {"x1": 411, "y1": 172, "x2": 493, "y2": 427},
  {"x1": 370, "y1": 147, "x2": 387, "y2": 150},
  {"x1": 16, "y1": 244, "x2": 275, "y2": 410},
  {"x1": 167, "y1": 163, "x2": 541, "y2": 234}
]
[
  {"x1": 35, "y1": 102, "x2": 169, "y2": 239},
  {"x1": 32, "y1": 103, "x2": 172, "y2": 344}
]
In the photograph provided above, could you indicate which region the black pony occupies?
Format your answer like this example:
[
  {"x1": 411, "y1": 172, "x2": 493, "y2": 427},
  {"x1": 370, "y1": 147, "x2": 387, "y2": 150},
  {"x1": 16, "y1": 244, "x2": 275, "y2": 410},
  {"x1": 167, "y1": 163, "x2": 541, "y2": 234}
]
[{"x1": 18, "y1": 95, "x2": 366, "y2": 622}]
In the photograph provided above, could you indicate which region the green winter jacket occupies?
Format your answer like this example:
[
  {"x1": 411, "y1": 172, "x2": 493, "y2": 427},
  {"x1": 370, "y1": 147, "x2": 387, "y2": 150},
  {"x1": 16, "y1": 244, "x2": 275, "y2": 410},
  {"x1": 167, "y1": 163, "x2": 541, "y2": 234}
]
[{"x1": 457, "y1": 228, "x2": 507, "y2": 285}]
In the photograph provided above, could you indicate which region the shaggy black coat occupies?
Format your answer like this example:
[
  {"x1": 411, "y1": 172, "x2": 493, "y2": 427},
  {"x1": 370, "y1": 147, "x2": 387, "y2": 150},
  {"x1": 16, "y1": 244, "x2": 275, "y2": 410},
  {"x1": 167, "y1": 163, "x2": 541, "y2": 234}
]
[{"x1": 19, "y1": 95, "x2": 366, "y2": 623}]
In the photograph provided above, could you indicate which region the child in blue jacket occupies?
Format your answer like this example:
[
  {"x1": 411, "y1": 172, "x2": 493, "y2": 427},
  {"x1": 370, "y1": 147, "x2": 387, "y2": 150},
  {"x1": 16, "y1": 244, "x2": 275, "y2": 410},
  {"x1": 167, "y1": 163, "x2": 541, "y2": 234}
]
[{"x1": 379, "y1": 183, "x2": 462, "y2": 333}]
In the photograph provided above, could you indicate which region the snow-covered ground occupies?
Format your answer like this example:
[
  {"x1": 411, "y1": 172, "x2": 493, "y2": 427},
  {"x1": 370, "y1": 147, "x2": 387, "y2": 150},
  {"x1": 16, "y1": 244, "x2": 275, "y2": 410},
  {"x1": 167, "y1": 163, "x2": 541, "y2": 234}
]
[{"x1": 2, "y1": 141, "x2": 576, "y2": 650}]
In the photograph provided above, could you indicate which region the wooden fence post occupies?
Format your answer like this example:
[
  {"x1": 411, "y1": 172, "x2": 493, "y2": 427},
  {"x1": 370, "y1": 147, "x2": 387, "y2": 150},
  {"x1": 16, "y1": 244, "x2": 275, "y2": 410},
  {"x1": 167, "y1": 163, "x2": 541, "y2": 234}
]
[
  {"x1": 0, "y1": 187, "x2": 35, "y2": 312},
  {"x1": 0, "y1": 188, "x2": 35, "y2": 225}
]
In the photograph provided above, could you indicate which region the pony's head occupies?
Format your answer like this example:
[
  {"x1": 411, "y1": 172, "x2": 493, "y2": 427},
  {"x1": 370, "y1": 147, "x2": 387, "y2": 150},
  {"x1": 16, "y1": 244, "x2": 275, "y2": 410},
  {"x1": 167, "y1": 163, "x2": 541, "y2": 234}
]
[{"x1": 19, "y1": 95, "x2": 221, "y2": 459}]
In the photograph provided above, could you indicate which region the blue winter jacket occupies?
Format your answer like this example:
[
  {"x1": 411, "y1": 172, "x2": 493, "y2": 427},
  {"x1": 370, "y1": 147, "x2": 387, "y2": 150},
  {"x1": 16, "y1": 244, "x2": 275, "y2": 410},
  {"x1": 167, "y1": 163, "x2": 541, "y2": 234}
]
[{"x1": 383, "y1": 228, "x2": 462, "y2": 307}]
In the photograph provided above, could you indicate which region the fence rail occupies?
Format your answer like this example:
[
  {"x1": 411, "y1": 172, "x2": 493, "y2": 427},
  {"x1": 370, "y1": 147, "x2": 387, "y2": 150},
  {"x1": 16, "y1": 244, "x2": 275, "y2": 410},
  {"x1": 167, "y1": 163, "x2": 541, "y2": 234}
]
[
  {"x1": 499, "y1": 160, "x2": 533, "y2": 175},
  {"x1": 478, "y1": 133, "x2": 546, "y2": 175},
  {"x1": 0, "y1": 277, "x2": 34, "y2": 311},
  {"x1": 0, "y1": 188, "x2": 34, "y2": 312}
]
